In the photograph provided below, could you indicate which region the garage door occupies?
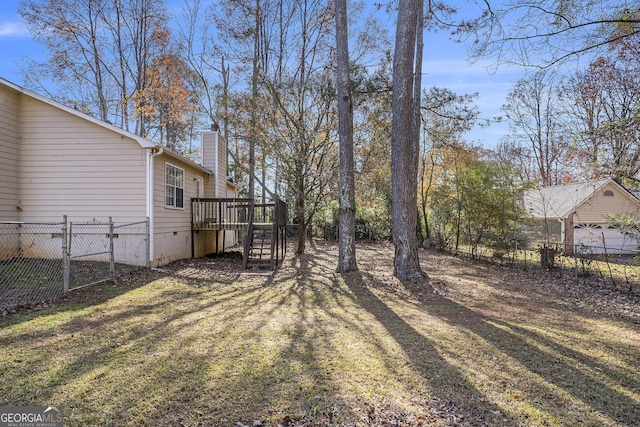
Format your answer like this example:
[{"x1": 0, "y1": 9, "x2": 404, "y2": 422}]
[{"x1": 574, "y1": 226, "x2": 638, "y2": 254}]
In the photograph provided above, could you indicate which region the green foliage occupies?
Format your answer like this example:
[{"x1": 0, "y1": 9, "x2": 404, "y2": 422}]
[
  {"x1": 430, "y1": 159, "x2": 527, "y2": 255},
  {"x1": 355, "y1": 203, "x2": 391, "y2": 241},
  {"x1": 605, "y1": 212, "x2": 640, "y2": 239},
  {"x1": 314, "y1": 197, "x2": 391, "y2": 242},
  {"x1": 430, "y1": 180, "x2": 460, "y2": 250},
  {"x1": 315, "y1": 200, "x2": 340, "y2": 240}
]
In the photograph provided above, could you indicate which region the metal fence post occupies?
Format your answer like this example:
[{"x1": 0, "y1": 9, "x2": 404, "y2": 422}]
[
  {"x1": 574, "y1": 244, "x2": 578, "y2": 283},
  {"x1": 109, "y1": 216, "x2": 115, "y2": 280},
  {"x1": 62, "y1": 215, "x2": 69, "y2": 294}
]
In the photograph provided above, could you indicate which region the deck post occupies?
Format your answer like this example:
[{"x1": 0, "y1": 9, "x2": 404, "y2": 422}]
[{"x1": 191, "y1": 199, "x2": 195, "y2": 258}]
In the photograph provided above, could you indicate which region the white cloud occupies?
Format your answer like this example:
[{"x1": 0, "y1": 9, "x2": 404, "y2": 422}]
[{"x1": 0, "y1": 21, "x2": 30, "y2": 38}]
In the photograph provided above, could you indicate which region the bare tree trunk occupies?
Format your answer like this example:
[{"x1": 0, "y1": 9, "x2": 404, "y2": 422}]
[
  {"x1": 111, "y1": 0, "x2": 129, "y2": 130},
  {"x1": 391, "y1": 0, "x2": 426, "y2": 282},
  {"x1": 335, "y1": 0, "x2": 357, "y2": 273},
  {"x1": 86, "y1": 0, "x2": 108, "y2": 122},
  {"x1": 296, "y1": 180, "x2": 306, "y2": 254},
  {"x1": 412, "y1": 2, "x2": 424, "y2": 249},
  {"x1": 248, "y1": 0, "x2": 261, "y2": 200},
  {"x1": 261, "y1": 151, "x2": 266, "y2": 203},
  {"x1": 420, "y1": 144, "x2": 436, "y2": 242}
]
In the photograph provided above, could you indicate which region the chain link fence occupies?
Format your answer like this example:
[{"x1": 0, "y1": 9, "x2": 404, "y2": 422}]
[
  {"x1": 0, "y1": 221, "x2": 67, "y2": 313},
  {"x1": 449, "y1": 239, "x2": 640, "y2": 294},
  {"x1": 1, "y1": 216, "x2": 149, "y2": 313}
]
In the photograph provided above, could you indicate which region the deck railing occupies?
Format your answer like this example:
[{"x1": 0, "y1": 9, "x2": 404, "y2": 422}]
[
  {"x1": 192, "y1": 197, "x2": 288, "y2": 270},
  {"x1": 191, "y1": 198, "x2": 253, "y2": 231}
]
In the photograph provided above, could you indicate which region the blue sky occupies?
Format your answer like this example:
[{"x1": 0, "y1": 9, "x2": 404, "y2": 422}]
[{"x1": 0, "y1": 0, "x2": 521, "y2": 147}]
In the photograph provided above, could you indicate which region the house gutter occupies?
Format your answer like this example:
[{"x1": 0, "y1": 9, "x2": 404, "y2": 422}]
[
  {"x1": 146, "y1": 146, "x2": 164, "y2": 266},
  {"x1": 215, "y1": 132, "x2": 220, "y2": 197}
]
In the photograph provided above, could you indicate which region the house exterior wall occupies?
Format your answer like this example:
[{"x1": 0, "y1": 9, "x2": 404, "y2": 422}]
[
  {"x1": 1, "y1": 89, "x2": 151, "y2": 262},
  {"x1": 152, "y1": 155, "x2": 213, "y2": 266},
  {"x1": 0, "y1": 86, "x2": 20, "y2": 221},
  {"x1": 201, "y1": 132, "x2": 218, "y2": 196},
  {"x1": 567, "y1": 181, "x2": 640, "y2": 254},
  {"x1": 563, "y1": 217, "x2": 573, "y2": 254},
  {"x1": 18, "y1": 96, "x2": 148, "y2": 224},
  {"x1": 1, "y1": 79, "x2": 237, "y2": 267},
  {"x1": 571, "y1": 181, "x2": 640, "y2": 225}
]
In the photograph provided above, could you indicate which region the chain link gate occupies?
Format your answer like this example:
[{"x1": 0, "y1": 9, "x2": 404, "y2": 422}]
[
  {"x1": 2, "y1": 216, "x2": 149, "y2": 312},
  {"x1": 65, "y1": 218, "x2": 115, "y2": 292}
]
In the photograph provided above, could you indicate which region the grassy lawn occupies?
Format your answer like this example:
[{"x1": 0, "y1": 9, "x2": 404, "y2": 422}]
[{"x1": 1, "y1": 241, "x2": 638, "y2": 426}]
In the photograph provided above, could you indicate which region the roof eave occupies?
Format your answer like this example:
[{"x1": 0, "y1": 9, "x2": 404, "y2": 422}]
[
  {"x1": 158, "y1": 146, "x2": 213, "y2": 175},
  {"x1": 1, "y1": 77, "x2": 155, "y2": 149}
]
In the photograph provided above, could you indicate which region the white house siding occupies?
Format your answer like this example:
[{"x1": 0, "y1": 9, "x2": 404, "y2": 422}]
[
  {"x1": 217, "y1": 134, "x2": 228, "y2": 197},
  {"x1": 201, "y1": 131, "x2": 231, "y2": 197},
  {"x1": 0, "y1": 79, "x2": 238, "y2": 267},
  {"x1": 201, "y1": 132, "x2": 220, "y2": 196},
  {"x1": 18, "y1": 96, "x2": 148, "y2": 224},
  {"x1": 570, "y1": 182, "x2": 640, "y2": 254},
  {"x1": 0, "y1": 87, "x2": 20, "y2": 221},
  {"x1": 0, "y1": 88, "x2": 21, "y2": 259},
  {"x1": 572, "y1": 182, "x2": 640, "y2": 225},
  {"x1": 152, "y1": 154, "x2": 212, "y2": 266},
  {"x1": 16, "y1": 96, "x2": 148, "y2": 261}
]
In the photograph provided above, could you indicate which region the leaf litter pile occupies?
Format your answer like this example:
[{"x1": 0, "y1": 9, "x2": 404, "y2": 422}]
[{"x1": 1, "y1": 241, "x2": 638, "y2": 426}]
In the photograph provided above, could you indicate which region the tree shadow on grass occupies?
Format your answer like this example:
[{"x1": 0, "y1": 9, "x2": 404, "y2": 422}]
[
  {"x1": 262, "y1": 242, "x2": 639, "y2": 425},
  {"x1": 0, "y1": 266, "x2": 306, "y2": 425},
  {"x1": 418, "y1": 287, "x2": 640, "y2": 426},
  {"x1": 3, "y1": 246, "x2": 368, "y2": 426},
  {"x1": 342, "y1": 270, "x2": 515, "y2": 426},
  {"x1": 0, "y1": 268, "x2": 170, "y2": 329}
]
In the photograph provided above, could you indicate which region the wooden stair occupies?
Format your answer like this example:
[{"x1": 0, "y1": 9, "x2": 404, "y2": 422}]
[
  {"x1": 241, "y1": 198, "x2": 287, "y2": 271},
  {"x1": 245, "y1": 225, "x2": 275, "y2": 270}
]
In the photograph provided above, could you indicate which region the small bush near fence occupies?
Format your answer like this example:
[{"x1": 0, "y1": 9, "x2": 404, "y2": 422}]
[{"x1": 1, "y1": 217, "x2": 148, "y2": 314}]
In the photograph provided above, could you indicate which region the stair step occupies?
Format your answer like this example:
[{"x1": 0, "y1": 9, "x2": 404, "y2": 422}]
[{"x1": 243, "y1": 223, "x2": 277, "y2": 271}]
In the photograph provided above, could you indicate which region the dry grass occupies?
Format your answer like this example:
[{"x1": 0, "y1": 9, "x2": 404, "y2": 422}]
[{"x1": 1, "y1": 241, "x2": 638, "y2": 426}]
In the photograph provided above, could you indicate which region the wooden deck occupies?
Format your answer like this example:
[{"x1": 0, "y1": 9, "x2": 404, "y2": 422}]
[{"x1": 191, "y1": 198, "x2": 287, "y2": 270}]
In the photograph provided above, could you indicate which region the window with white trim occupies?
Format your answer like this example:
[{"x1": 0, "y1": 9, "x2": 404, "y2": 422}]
[{"x1": 165, "y1": 163, "x2": 185, "y2": 208}]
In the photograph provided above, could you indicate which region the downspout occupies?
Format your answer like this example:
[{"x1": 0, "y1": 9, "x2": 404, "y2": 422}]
[
  {"x1": 214, "y1": 131, "x2": 220, "y2": 198},
  {"x1": 146, "y1": 146, "x2": 164, "y2": 266}
]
